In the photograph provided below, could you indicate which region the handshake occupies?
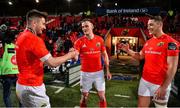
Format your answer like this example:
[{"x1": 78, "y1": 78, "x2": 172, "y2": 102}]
[
  {"x1": 68, "y1": 48, "x2": 79, "y2": 61},
  {"x1": 117, "y1": 43, "x2": 130, "y2": 52}
]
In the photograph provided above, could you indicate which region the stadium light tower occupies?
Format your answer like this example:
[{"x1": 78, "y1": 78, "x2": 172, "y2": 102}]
[
  {"x1": 97, "y1": 0, "x2": 103, "y2": 7},
  {"x1": 115, "y1": 2, "x2": 118, "y2": 6},
  {"x1": 8, "y1": 0, "x2": 13, "y2": 5},
  {"x1": 67, "y1": 0, "x2": 72, "y2": 2},
  {"x1": 35, "y1": 0, "x2": 39, "y2": 3},
  {"x1": 97, "y1": 3, "x2": 101, "y2": 7},
  {"x1": 67, "y1": 0, "x2": 72, "y2": 12}
]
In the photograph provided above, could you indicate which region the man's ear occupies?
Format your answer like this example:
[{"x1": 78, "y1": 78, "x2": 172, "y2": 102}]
[
  {"x1": 33, "y1": 18, "x2": 39, "y2": 26},
  {"x1": 31, "y1": 20, "x2": 36, "y2": 26},
  {"x1": 91, "y1": 23, "x2": 94, "y2": 29},
  {"x1": 157, "y1": 21, "x2": 162, "y2": 26}
]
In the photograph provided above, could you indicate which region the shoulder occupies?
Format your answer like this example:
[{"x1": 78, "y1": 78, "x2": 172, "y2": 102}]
[
  {"x1": 144, "y1": 37, "x2": 154, "y2": 46},
  {"x1": 75, "y1": 36, "x2": 85, "y2": 43},
  {"x1": 147, "y1": 37, "x2": 154, "y2": 42},
  {"x1": 17, "y1": 31, "x2": 36, "y2": 41},
  {"x1": 94, "y1": 35, "x2": 104, "y2": 41},
  {"x1": 95, "y1": 35, "x2": 103, "y2": 39},
  {"x1": 166, "y1": 34, "x2": 178, "y2": 43},
  {"x1": 164, "y1": 34, "x2": 179, "y2": 50},
  {"x1": 17, "y1": 31, "x2": 44, "y2": 47},
  {"x1": 78, "y1": 36, "x2": 86, "y2": 41},
  {"x1": 161, "y1": 34, "x2": 179, "y2": 46}
]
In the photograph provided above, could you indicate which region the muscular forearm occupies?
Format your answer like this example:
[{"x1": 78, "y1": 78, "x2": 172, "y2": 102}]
[
  {"x1": 46, "y1": 53, "x2": 73, "y2": 67},
  {"x1": 127, "y1": 49, "x2": 143, "y2": 60},
  {"x1": 161, "y1": 69, "x2": 176, "y2": 89},
  {"x1": 104, "y1": 57, "x2": 110, "y2": 73},
  {"x1": 102, "y1": 51, "x2": 110, "y2": 73},
  {"x1": 162, "y1": 69, "x2": 178, "y2": 89},
  {"x1": 120, "y1": 43, "x2": 144, "y2": 60},
  {"x1": 105, "y1": 63, "x2": 110, "y2": 73},
  {"x1": 161, "y1": 56, "x2": 179, "y2": 89},
  {"x1": 54, "y1": 54, "x2": 72, "y2": 66}
]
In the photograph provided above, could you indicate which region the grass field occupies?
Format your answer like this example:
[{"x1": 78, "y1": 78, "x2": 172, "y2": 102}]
[
  {"x1": 47, "y1": 80, "x2": 139, "y2": 107},
  {"x1": 0, "y1": 56, "x2": 180, "y2": 107},
  {"x1": 0, "y1": 79, "x2": 180, "y2": 107},
  {"x1": 0, "y1": 79, "x2": 139, "y2": 107}
]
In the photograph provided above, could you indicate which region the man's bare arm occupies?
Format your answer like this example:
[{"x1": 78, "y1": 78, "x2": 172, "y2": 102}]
[
  {"x1": 161, "y1": 56, "x2": 179, "y2": 89},
  {"x1": 45, "y1": 50, "x2": 78, "y2": 67},
  {"x1": 120, "y1": 43, "x2": 145, "y2": 60}
]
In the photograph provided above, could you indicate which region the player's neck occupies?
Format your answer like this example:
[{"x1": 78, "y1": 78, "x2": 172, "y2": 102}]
[
  {"x1": 154, "y1": 30, "x2": 164, "y2": 38},
  {"x1": 86, "y1": 33, "x2": 94, "y2": 40},
  {"x1": 26, "y1": 26, "x2": 36, "y2": 35}
]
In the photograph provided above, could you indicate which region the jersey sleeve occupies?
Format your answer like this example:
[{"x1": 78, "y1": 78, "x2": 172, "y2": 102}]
[
  {"x1": 140, "y1": 43, "x2": 147, "y2": 55},
  {"x1": 167, "y1": 41, "x2": 179, "y2": 56},
  {"x1": 74, "y1": 39, "x2": 81, "y2": 52},
  {"x1": 100, "y1": 37, "x2": 106, "y2": 52}
]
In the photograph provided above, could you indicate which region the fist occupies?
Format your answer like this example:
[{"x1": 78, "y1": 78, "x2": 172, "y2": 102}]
[{"x1": 69, "y1": 48, "x2": 79, "y2": 61}]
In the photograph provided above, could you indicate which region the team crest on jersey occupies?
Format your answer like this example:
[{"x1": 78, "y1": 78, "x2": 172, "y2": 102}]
[
  {"x1": 96, "y1": 42, "x2": 100, "y2": 47},
  {"x1": 157, "y1": 42, "x2": 164, "y2": 46},
  {"x1": 168, "y1": 42, "x2": 177, "y2": 50}
]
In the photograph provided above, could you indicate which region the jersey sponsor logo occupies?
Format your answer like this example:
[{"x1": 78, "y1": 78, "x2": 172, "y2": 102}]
[
  {"x1": 157, "y1": 42, "x2": 165, "y2": 46},
  {"x1": 82, "y1": 44, "x2": 87, "y2": 48},
  {"x1": 168, "y1": 42, "x2": 177, "y2": 50},
  {"x1": 11, "y1": 55, "x2": 17, "y2": 65},
  {"x1": 145, "y1": 51, "x2": 162, "y2": 55},
  {"x1": 83, "y1": 51, "x2": 100, "y2": 54},
  {"x1": 148, "y1": 47, "x2": 153, "y2": 51},
  {"x1": 90, "y1": 48, "x2": 94, "y2": 51},
  {"x1": 96, "y1": 42, "x2": 101, "y2": 47}
]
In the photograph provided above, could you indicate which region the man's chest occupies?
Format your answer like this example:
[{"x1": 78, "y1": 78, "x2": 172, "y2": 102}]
[
  {"x1": 80, "y1": 40, "x2": 102, "y2": 53},
  {"x1": 144, "y1": 40, "x2": 167, "y2": 55}
]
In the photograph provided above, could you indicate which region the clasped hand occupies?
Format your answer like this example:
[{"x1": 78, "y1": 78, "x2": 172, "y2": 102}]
[{"x1": 69, "y1": 48, "x2": 79, "y2": 61}]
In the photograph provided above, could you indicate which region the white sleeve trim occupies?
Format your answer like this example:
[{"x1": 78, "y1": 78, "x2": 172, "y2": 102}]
[{"x1": 40, "y1": 53, "x2": 52, "y2": 62}]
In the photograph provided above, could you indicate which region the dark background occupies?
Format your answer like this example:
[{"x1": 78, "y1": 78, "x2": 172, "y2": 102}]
[{"x1": 0, "y1": 0, "x2": 179, "y2": 16}]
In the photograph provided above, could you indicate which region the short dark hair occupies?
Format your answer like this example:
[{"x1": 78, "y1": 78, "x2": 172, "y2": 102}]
[
  {"x1": 149, "y1": 16, "x2": 162, "y2": 22},
  {"x1": 26, "y1": 9, "x2": 48, "y2": 21},
  {"x1": 81, "y1": 18, "x2": 93, "y2": 24},
  {"x1": 145, "y1": 14, "x2": 163, "y2": 22}
]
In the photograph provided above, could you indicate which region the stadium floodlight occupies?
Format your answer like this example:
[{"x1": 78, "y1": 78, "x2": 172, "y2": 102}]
[
  {"x1": 97, "y1": 3, "x2": 101, "y2": 7},
  {"x1": 35, "y1": 0, "x2": 39, "y2": 3},
  {"x1": 8, "y1": 0, "x2": 13, "y2": 5},
  {"x1": 67, "y1": 0, "x2": 72, "y2": 2},
  {"x1": 115, "y1": 3, "x2": 118, "y2": 6}
]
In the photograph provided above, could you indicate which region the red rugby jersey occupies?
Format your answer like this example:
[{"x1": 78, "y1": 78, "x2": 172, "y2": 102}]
[
  {"x1": 141, "y1": 34, "x2": 179, "y2": 85},
  {"x1": 74, "y1": 35, "x2": 106, "y2": 72},
  {"x1": 15, "y1": 30, "x2": 49, "y2": 86}
]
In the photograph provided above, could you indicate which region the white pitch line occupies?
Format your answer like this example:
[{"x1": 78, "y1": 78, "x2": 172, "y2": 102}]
[
  {"x1": 50, "y1": 85, "x2": 65, "y2": 94},
  {"x1": 74, "y1": 106, "x2": 80, "y2": 108},
  {"x1": 89, "y1": 90, "x2": 97, "y2": 94},
  {"x1": 71, "y1": 81, "x2": 80, "y2": 87},
  {"x1": 54, "y1": 87, "x2": 64, "y2": 94},
  {"x1": 114, "y1": 94, "x2": 130, "y2": 98}
]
